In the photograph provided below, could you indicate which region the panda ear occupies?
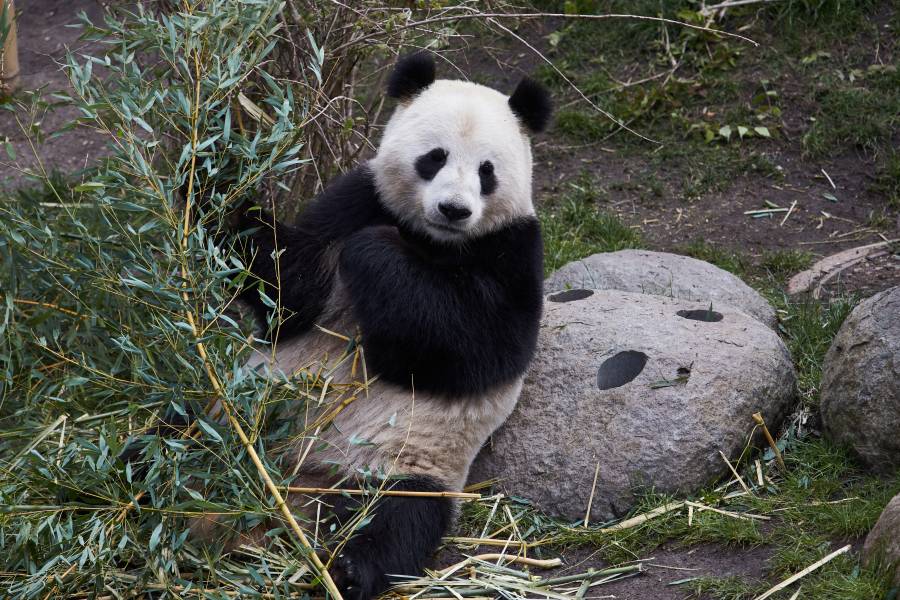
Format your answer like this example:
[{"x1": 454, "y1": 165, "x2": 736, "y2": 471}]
[
  {"x1": 387, "y1": 52, "x2": 436, "y2": 100},
  {"x1": 509, "y1": 77, "x2": 552, "y2": 133}
]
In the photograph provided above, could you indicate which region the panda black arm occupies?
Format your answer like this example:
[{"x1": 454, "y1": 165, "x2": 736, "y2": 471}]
[
  {"x1": 338, "y1": 218, "x2": 543, "y2": 396},
  {"x1": 230, "y1": 165, "x2": 391, "y2": 339}
]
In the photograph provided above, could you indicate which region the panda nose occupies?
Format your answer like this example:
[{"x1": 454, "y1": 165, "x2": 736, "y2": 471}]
[{"x1": 438, "y1": 202, "x2": 472, "y2": 222}]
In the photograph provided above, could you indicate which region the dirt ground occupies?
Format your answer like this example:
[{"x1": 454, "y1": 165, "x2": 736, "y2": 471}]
[
  {"x1": 1, "y1": 2, "x2": 897, "y2": 599},
  {"x1": 0, "y1": 0, "x2": 107, "y2": 189}
]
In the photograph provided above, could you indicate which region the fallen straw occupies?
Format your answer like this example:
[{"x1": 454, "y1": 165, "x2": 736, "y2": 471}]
[
  {"x1": 744, "y1": 208, "x2": 789, "y2": 215},
  {"x1": 779, "y1": 200, "x2": 797, "y2": 226},
  {"x1": 752, "y1": 544, "x2": 850, "y2": 600},
  {"x1": 540, "y1": 564, "x2": 642, "y2": 586},
  {"x1": 444, "y1": 536, "x2": 531, "y2": 549},
  {"x1": 719, "y1": 450, "x2": 752, "y2": 495},
  {"x1": 583, "y1": 461, "x2": 601, "y2": 527},
  {"x1": 437, "y1": 555, "x2": 562, "y2": 576},
  {"x1": 752, "y1": 412, "x2": 786, "y2": 472}
]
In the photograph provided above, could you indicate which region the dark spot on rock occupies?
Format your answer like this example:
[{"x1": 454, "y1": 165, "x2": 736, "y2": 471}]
[
  {"x1": 677, "y1": 309, "x2": 724, "y2": 322},
  {"x1": 677, "y1": 366, "x2": 692, "y2": 376},
  {"x1": 597, "y1": 350, "x2": 648, "y2": 390},
  {"x1": 549, "y1": 289, "x2": 594, "y2": 303}
]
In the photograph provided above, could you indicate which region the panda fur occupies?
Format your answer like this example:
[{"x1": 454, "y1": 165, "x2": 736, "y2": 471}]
[{"x1": 220, "y1": 53, "x2": 551, "y2": 600}]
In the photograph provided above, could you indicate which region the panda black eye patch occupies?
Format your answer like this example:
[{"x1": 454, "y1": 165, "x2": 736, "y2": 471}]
[
  {"x1": 479, "y1": 160, "x2": 497, "y2": 195},
  {"x1": 415, "y1": 148, "x2": 447, "y2": 181}
]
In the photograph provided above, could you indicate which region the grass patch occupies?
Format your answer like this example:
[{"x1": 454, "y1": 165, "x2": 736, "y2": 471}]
[
  {"x1": 677, "y1": 239, "x2": 748, "y2": 276},
  {"x1": 690, "y1": 575, "x2": 765, "y2": 600},
  {"x1": 775, "y1": 295, "x2": 856, "y2": 404},
  {"x1": 760, "y1": 249, "x2": 814, "y2": 283},
  {"x1": 872, "y1": 150, "x2": 900, "y2": 209},
  {"x1": 802, "y1": 66, "x2": 900, "y2": 157},
  {"x1": 539, "y1": 178, "x2": 643, "y2": 273}
]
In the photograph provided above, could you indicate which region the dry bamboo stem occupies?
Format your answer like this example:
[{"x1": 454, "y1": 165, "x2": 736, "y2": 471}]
[
  {"x1": 437, "y1": 554, "x2": 562, "y2": 576},
  {"x1": 444, "y1": 537, "x2": 531, "y2": 549},
  {"x1": 752, "y1": 412, "x2": 786, "y2": 472},
  {"x1": 1, "y1": 0, "x2": 19, "y2": 94},
  {"x1": 583, "y1": 461, "x2": 600, "y2": 527},
  {"x1": 282, "y1": 486, "x2": 480, "y2": 500},
  {"x1": 684, "y1": 501, "x2": 770, "y2": 521},
  {"x1": 753, "y1": 545, "x2": 850, "y2": 600},
  {"x1": 598, "y1": 501, "x2": 684, "y2": 532},
  {"x1": 719, "y1": 450, "x2": 752, "y2": 494},
  {"x1": 170, "y1": 37, "x2": 342, "y2": 600}
]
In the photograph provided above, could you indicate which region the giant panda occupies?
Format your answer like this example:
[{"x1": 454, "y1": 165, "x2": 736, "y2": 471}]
[{"x1": 208, "y1": 53, "x2": 551, "y2": 600}]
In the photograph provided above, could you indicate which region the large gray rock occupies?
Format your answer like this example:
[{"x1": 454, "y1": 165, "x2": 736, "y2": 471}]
[
  {"x1": 470, "y1": 289, "x2": 796, "y2": 522},
  {"x1": 545, "y1": 250, "x2": 777, "y2": 328},
  {"x1": 863, "y1": 493, "x2": 900, "y2": 586},
  {"x1": 820, "y1": 287, "x2": 900, "y2": 473}
]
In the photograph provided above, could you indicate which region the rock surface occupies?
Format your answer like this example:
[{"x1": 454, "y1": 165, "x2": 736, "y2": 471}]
[
  {"x1": 820, "y1": 286, "x2": 900, "y2": 473},
  {"x1": 863, "y1": 493, "x2": 900, "y2": 586},
  {"x1": 469, "y1": 289, "x2": 796, "y2": 522},
  {"x1": 544, "y1": 250, "x2": 777, "y2": 328}
]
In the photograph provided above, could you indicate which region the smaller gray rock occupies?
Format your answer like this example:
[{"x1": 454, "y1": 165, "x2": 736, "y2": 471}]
[
  {"x1": 470, "y1": 289, "x2": 796, "y2": 522},
  {"x1": 545, "y1": 250, "x2": 777, "y2": 327},
  {"x1": 821, "y1": 287, "x2": 900, "y2": 473},
  {"x1": 863, "y1": 493, "x2": 900, "y2": 586}
]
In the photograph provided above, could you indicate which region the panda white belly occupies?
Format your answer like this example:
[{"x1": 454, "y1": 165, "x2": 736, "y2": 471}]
[{"x1": 245, "y1": 281, "x2": 522, "y2": 492}]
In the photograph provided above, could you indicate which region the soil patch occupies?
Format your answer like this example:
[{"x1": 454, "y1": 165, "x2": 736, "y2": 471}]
[{"x1": 0, "y1": 0, "x2": 107, "y2": 189}]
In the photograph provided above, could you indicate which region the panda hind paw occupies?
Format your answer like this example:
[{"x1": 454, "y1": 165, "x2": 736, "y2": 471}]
[{"x1": 330, "y1": 549, "x2": 387, "y2": 600}]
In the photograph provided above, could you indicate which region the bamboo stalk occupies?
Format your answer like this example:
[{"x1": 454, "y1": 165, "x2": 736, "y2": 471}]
[
  {"x1": 282, "y1": 486, "x2": 480, "y2": 500},
  {"x1": 1, "y1": 0, "x2": 19, "y2": 94},
  {"x1": 170, "y1": 38, "x2": 343, "y2": 600},
  {"x1": 752, "y1": 412, "x2": 786, "y2": 472},
  {"x1": 437, "y1": 555, "x2": 562, "y2": 576}
]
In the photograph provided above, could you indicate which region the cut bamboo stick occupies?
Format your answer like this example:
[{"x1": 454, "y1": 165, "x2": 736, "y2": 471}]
[
  {"x1": 283, "y1": 486, "x2": 480, "y2": 500},
  {"x1": 599, "y1": 501, "x2": 684, "y2": 532},
  {"x1": 752, "y1": 412, "x2": 786, "y2": 472}
]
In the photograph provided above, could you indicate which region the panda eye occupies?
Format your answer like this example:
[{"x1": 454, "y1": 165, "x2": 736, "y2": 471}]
[
  {"x1": 479, "y1": 160, "x2": 497, "y2": 196},
  {"x1": 415, "y1": 147, "x2": 448, "y2": 181}
]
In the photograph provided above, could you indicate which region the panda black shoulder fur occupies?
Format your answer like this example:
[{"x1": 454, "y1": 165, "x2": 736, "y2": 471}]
[{"x1": 223, "y1": 53, "x2": 550, "y2": 600}]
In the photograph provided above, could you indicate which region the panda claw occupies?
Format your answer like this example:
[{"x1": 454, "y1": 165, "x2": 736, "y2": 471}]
[{"x1": 330, "y1": 550, "x2": 384, "y2": 600}]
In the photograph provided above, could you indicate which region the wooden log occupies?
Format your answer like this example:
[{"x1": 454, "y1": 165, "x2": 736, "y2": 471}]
[{"x1": 1, "y1": 0, "x2": 19, "y2": 94}]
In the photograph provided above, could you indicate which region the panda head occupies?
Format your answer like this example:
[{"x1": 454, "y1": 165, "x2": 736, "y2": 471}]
[{"x1": 370, "y1": 53, "x2": 552, "y2": 243}]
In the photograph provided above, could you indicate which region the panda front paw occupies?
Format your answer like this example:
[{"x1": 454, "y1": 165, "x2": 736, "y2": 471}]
[{"x1": 330, "y1": 548, "x2": 388, "y2": 600}]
